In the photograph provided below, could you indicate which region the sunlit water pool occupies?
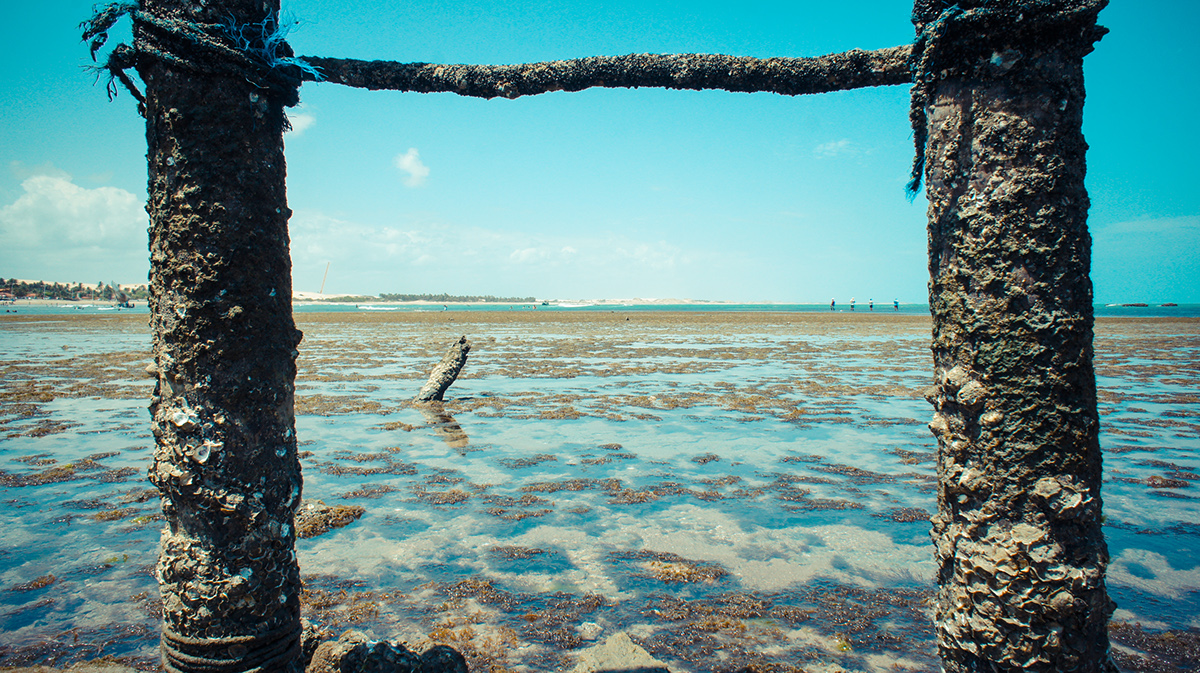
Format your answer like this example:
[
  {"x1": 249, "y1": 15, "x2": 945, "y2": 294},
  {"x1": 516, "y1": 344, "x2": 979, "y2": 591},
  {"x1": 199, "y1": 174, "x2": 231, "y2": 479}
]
[{"x1": 1, "y1": 312, "x2": 1196, "y2": 672}]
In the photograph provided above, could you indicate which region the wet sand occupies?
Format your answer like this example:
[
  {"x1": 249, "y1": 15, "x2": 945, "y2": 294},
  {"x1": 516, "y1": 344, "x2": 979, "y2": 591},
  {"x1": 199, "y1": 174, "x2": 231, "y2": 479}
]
[{"x1": 1, "y1": 312, "x2": 1197, "y2": 672}]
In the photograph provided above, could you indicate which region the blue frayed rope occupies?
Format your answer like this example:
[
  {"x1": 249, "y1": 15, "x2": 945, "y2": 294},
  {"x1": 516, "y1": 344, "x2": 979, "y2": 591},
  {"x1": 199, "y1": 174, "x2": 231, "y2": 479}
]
[
  {"x1": 904, "y1": 0, "x2": 1107, "y2": 200},
  {"x1": 906, "y1": 4, "x2": 962, "y2": 201},
  {"x1": 80, "y1": 2, "x2": 322, "y2": 115},
  {"x1": 220, "y1": 12, "x2": 323, "y2": 82}
]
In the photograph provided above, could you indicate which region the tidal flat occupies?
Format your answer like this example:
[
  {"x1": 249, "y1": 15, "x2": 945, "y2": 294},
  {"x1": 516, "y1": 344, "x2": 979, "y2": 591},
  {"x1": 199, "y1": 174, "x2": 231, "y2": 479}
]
[{"x1": 1, "y1": 311, "x2": 1197, "y2": 672}]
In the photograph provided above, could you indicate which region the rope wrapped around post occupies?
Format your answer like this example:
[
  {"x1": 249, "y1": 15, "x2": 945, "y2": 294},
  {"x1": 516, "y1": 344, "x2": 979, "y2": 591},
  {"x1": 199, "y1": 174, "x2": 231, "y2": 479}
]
[
  {"x1": 905, "y1": 0, "x2": 1109, "y2": 196},
  {"x1": 162, "y1": 623, "x2": 301, "y2": 673},
  {"x1": 80, "y1": 2, "x2": 320, "y2": 114}
]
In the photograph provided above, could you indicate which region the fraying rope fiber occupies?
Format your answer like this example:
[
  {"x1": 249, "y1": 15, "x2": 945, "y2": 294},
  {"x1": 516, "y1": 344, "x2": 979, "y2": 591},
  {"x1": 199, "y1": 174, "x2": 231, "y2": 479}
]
[
  {"x1": 904, "y1": 0, "x2": 1107, "y2": 199},
  {"x1": 161, "y1": 622, "x2": 300, "y2": 673},
  {"x1": 906, "y1": 4, "x2": 963, "y2": 200},
  {"x1": 80, "y1": 2, "x2": 321, "y2": 115}
]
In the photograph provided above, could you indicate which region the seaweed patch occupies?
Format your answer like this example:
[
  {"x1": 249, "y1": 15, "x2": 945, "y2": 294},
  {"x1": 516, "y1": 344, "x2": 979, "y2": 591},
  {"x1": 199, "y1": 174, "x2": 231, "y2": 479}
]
[{"x1": 611, "y1": 550, "x2": 728, "y2": 584}]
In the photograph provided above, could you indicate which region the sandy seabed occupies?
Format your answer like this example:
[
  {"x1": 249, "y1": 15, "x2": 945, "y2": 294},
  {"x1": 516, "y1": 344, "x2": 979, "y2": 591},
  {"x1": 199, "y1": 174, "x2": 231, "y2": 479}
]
[{"x1": 1, "y1": 311, "x2": 1197, "y2": 672}]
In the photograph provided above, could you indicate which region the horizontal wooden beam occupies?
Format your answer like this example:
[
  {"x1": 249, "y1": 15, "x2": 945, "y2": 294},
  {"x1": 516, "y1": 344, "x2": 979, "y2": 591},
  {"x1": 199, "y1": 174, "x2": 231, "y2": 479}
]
[{"x1": 301, "y1": 45, "x2": 913, "y2": 99}]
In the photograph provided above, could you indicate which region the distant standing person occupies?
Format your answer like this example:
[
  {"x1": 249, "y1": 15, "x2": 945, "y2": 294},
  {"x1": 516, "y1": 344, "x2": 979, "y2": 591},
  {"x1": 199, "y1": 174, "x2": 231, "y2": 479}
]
[
  {"x1": 869, "y1": 298, "x2": 874, "y2": 311},
  {"x1": 830, "y1": 298, "x2": 835, "y2": 311},
  {"x1": 850, "y1": 297, "x2": 855, "y2": 311},
  {"x1": 894, "y1": 299, "x2": 899, "y2": 311}
]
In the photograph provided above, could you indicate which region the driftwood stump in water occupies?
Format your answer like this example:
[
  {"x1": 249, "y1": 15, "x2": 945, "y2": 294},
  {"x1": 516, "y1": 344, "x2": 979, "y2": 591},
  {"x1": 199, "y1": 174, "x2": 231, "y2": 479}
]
[{"x1": 415, "y1": 336, "x2": 470, "y2": 402}]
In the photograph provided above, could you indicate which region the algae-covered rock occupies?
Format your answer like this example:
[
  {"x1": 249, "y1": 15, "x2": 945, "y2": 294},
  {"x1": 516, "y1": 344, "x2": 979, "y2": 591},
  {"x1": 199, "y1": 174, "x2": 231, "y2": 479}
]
[
  {"x1": 307, "y1": 630, "x2": 418, "y2": 673},
  {"x1": 305, "y1": 630, "x2": 466, "y2": 673},
  {"x1": 295, "y1": 500, "x2": 365, "y2": 539}
]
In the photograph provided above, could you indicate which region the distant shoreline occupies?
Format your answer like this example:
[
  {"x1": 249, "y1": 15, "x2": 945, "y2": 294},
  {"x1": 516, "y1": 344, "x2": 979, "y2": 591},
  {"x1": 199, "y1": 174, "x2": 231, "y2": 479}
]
[
  {"x1": 2, "y1": 298, "x2": 130, "y2": 307},
  {"x1": 1, "y1": 297, "x2": 865, "y2": 309},
  {"x1": 290, "y1": 291, "x2": 742, "y2": 306},
  {"x1": 291, "y1": 290, "x2": 928, "y2": 307},
  {"x1": 5, "y1": 297, "x2": 1195, "y2": 315},
  {"x1": 3, "y1": 297, "x2": 738, "y2": 307}
]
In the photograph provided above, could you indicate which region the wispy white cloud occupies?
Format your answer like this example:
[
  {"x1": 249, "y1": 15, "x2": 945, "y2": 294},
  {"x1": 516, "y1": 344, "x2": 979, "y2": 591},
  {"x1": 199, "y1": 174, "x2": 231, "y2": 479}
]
[
  {"x1": 394, "y1": 148, "x2": 430, "y2": 187},
  {"x1": 813, "y1": 139, "x2": 854, "y2": 158},
  {"x1": 285, "y1": 111, "x2": 315, "y2": 135},
  {"x1": 286, "y1": 209, "x2": 720, "y2": 298},
  {"x1": 9, "y1": 161, "x2": 70, "y2": 181},
  {"x1": 510, "y1": 247, "x2": 547, "y2": 264},
  {"x1": 614, "y1": 241, "x2": 679, "y2": 270}
]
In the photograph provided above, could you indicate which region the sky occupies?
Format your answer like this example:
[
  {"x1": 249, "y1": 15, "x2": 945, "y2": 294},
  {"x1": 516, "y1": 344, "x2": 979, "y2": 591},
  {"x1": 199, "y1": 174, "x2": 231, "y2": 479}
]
[{"x1": 1, "y1": 1, "x2": 1197, "y2": 303}]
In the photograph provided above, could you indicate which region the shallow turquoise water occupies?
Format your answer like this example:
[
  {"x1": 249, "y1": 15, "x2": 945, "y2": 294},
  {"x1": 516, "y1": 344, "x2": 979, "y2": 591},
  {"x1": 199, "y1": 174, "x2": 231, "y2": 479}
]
[{"x1": 0, "y1": 312, "x2": 1196, "y2": 672}]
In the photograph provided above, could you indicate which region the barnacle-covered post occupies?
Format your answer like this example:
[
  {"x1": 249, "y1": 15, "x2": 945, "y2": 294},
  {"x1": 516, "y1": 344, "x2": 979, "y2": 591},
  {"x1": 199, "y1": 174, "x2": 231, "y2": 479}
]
[
  {"x1": 134, "y1": 0, "x2": 304, "y2": 670},
  {"x1": 912, "y1": 0, "x2": 1116, "y2": 670}
]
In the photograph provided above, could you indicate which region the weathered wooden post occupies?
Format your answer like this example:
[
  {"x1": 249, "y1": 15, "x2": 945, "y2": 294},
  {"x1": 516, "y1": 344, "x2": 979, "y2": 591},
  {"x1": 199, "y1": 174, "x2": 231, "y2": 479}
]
[
  {"x1": 135, "y1": 0, "x2": 304, "y2": 670},
  {"x1": 912, "y1": 1, "x2": 1116, "y2": 670}
]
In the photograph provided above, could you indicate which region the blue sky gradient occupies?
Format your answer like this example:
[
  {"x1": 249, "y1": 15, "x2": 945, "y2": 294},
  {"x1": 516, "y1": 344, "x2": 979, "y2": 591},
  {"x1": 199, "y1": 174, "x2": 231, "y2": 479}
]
[{"x1": 1, "y1": 1, "x2": 1196, "y2": 303}]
